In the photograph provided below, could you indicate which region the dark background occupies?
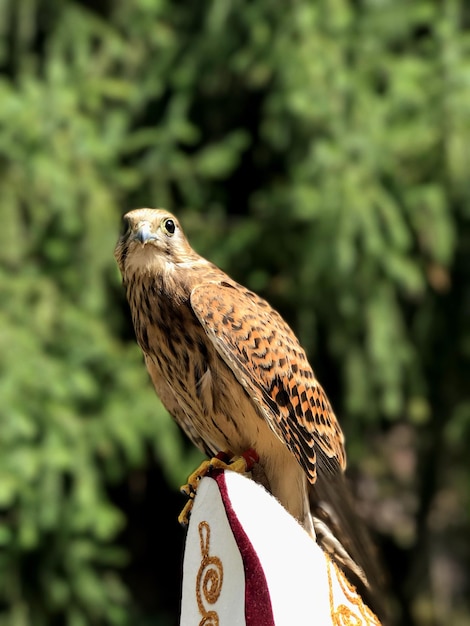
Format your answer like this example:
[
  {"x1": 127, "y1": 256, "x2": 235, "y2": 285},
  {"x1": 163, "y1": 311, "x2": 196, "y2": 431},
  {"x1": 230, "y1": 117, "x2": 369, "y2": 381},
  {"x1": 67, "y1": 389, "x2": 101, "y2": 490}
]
[{"x1": 0, "y1": 1, "x2": 469, "y2": 624}]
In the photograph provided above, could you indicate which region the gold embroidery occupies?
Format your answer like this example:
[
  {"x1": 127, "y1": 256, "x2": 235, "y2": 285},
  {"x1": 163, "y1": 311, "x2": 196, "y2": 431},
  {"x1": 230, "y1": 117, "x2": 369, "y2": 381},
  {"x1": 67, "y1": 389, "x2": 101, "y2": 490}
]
[
  {"x1": 196, "y1": 521, "x2": 224, "y2": 626},
  {"x1": 327, "y1": 556, "x2": 381, "y2": 626}
]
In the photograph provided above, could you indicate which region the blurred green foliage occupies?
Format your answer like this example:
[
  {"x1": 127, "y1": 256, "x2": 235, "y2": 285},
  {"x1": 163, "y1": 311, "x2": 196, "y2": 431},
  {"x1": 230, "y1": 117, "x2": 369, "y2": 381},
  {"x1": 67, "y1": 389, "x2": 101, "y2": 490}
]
[{"x1": 0, "y1": 0, "x2": 469, "y2": 624}]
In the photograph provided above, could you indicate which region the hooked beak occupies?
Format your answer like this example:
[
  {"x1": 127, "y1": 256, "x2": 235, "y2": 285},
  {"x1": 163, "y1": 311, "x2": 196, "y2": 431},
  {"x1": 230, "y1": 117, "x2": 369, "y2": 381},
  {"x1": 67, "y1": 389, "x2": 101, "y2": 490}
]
[{"x1": 134, "y1": 222, "x2": 157, "y2": 244}]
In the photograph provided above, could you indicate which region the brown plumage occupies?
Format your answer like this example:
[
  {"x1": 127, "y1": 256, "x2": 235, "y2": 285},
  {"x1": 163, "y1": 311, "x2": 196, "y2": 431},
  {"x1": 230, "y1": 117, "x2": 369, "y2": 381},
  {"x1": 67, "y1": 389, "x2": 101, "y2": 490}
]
[{"x1": 115, "y1": 208, "x2": 385, "y2": 616}]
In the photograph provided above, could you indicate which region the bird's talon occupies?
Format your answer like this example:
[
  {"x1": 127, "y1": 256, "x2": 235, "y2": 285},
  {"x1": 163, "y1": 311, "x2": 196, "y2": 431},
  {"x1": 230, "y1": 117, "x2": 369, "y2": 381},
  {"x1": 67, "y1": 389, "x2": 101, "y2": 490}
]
[
  {"x1": 180, "y1": 484, "x2": 195, "y2": 497},
  {"x1": 178, "y1": 498, "x2": 194, "y2": 526},
  {"x1": 178, "y1": 449, "x2": 259, "y2": 526}
]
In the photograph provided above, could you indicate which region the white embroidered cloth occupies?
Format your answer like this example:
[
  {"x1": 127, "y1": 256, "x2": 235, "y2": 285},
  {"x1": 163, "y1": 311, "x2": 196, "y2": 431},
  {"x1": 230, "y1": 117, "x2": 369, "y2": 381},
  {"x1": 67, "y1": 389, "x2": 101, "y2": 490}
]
[{"x1": 180, "y1": 470, "x2": 381, "y2": 625}]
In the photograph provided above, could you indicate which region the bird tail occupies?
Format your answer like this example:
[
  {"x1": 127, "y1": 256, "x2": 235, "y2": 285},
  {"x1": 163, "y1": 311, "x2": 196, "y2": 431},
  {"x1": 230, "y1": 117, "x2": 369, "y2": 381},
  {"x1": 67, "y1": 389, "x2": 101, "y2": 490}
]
[{"x1": 309, "y1": 473, "x2": 389, "y2": 623}]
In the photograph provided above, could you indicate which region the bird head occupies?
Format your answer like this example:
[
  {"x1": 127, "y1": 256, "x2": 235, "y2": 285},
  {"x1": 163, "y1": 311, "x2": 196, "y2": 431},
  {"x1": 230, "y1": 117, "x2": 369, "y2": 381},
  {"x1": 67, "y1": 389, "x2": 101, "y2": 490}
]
[{"x1": 114, "y1": 208, "x2": 199, "y2": 277}]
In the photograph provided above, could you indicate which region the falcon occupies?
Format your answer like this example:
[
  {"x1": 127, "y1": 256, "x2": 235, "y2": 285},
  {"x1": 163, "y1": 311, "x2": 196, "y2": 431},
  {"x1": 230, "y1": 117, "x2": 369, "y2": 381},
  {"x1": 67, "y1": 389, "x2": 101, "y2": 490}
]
[{"x1": 115, "y1": 208, "x2": 383, "y2": 608}]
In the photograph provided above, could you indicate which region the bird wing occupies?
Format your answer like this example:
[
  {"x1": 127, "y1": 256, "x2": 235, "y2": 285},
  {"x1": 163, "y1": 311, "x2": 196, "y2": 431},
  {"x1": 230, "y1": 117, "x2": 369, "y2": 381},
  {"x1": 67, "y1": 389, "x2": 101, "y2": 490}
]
[{"x1": 190, "y1": 280, "x2": 346, "y2": 483}]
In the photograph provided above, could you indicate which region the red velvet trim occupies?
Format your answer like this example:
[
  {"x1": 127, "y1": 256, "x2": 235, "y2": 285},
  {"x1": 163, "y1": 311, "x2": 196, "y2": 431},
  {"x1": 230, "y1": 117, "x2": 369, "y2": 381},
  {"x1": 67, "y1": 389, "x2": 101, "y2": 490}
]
[{"x1": 214, "y1": 471, "x2": 275, "y2": 626}]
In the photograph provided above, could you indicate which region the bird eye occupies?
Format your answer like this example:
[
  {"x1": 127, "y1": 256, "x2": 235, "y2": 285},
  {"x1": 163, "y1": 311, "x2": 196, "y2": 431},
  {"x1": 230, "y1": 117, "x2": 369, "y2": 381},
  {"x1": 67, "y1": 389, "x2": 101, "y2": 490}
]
[{"x1": 162, "y1": 218, "x2": 176, "y2": 236}]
